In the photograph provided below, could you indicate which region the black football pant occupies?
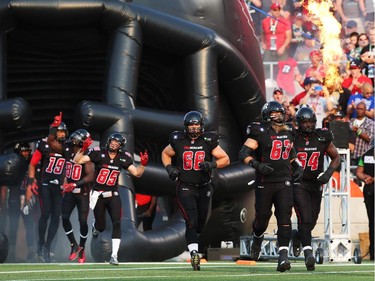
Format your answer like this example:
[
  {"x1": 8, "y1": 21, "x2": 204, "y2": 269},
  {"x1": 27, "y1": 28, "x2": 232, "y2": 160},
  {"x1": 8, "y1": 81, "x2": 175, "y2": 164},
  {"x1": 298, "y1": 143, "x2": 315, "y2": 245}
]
[
  {"x1": 61, "y1": 192, "x2": 89, "y2": 247},
  {"x1": 93, "y1": 192, "x2": 122, "y2": 239},
  {"x1": 38, "y1": 183, "x2": 63, "y2": 250},
  {"x1": 8, "y1": 197, "x2": 35, "y2": 250},
  {"x1": 293, "y1": 181, "x2": 322, "y2": 248},
  {"x1": 176, "y1": 182, "x2": 213, "y2": 246},
  {"x1": 252, "y1": 181, "x2": 293, "y2": 248},
  {"x1": 363, "y1": 184, "x2": 374, "y2": 260}
]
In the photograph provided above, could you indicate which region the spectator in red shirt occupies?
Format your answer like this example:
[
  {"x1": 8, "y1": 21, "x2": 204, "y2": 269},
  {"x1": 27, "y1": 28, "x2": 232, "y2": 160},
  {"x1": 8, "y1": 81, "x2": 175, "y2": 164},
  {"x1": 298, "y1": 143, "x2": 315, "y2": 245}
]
[
  {"x1": 305, "y1": 50, "x2": 325, "y2": 82},
  {"x1": 261, "y1": 2, "x2": 292, "y2": 62},
  {"x1": 342, "y1": 59, "x2": 372, "y2": 94},
  {"x1": 290, "y1": 77, "x2": 322, "y2": 112}
]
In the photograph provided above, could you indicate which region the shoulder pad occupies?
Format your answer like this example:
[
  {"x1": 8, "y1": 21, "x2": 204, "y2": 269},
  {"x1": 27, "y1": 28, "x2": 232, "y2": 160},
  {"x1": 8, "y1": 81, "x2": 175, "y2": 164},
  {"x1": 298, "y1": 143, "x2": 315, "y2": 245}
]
[
  {"x1": 316, "y1": 128, "x2": 333, "y2": 142},
  {"x1": 125, "y1": 151, "x2": 132, "y2": 158},
  {"x1": 170, "y1": 131, "x2": 185, "y2": 142},
  {"x1": 202, "y1": 131, "x2": 219, "y2": 145},
  {"x1": 246, "y1": 122, "x2": 265, "y2": 137},
  {"x1": 36, "y1": 139, "x2": 47, "y2": 150}
]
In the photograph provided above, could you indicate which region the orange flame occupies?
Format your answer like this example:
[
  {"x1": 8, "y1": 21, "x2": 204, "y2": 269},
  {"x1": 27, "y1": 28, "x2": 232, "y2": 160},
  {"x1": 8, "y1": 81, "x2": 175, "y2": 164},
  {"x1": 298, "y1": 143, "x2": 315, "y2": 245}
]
[{"x1": 307, "y1": 0, "x2": 344, "y2": 91}]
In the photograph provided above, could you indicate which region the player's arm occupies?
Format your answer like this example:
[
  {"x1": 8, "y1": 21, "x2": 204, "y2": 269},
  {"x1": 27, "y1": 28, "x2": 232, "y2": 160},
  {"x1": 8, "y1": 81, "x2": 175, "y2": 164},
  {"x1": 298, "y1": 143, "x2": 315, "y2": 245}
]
[
  {"x1": 82, "y1": 162, "x2": 95, "y2": 184},
  {"x1": 127, "y1": 162, "x2": 146, "y2": 178},
  {"x1": 26, "y1": 150, "x2": 42, "y2": 202},
  {"x1": 161, "y1": 144, "x2": 175, "y2": 167},
  {"x1": 73, "y1": 149, "x2": 91, "y2": 164},
  {"x1": 316, "y1": 142, "x2": 340, "y2": 184},
  {"x1": 239, "y1": 138, "x2": 258, "y2": 165},
  {"x1": 127, "y1": 149, "x2": 148, "y2": 178},
  {"x1": 326, "y1": 142, "x2": 340, "y2": 169},
  {"x1": 211, "y1": 145, "x2": 230, "y2": 168},
  {"x1": 161, "y1": 144, "x2": 180, "y2": 181}
]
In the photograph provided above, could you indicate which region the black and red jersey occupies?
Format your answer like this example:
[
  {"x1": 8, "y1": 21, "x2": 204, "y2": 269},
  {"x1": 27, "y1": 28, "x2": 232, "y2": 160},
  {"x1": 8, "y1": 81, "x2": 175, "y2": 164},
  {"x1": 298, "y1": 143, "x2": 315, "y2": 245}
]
[
  {"x1": 169, "y1": 131, "x2": 219, "y2": 185},
  {"x1": 247, "y1": 122, "x2": 295, "y2": 182},
  {"x1": 87, "y1": 147, "x2": 133, "y2": 192},
  {"x1": 35, "y1": 138, "x2": 66, "y2": 185},
  {"x1": 293, "y1": 128, "x2": 333, "y2": 182},
  {"x1": 62, "y1": 143, "x2": 89, "y2": 190}
]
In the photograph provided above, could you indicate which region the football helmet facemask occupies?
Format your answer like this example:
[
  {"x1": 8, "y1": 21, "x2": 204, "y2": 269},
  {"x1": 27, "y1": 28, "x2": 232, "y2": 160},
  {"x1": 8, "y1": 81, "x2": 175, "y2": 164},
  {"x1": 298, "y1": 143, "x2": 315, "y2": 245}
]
[
  {"x1": 183, "y1": 111, "x2": 204, "y2": 138},
  {"x1": 14, "y1": 142, "x2": 31, "y2": 153},
  {"x1": 106, "y1": 133, "x2": 126, "y2": 152},
  {"x1": 69, "y1": 129, "x2": 91, "y2": 148},
  {"x1": 296, "y1": 105, "x2": 317, "y2": 135},
  {"x1": 50, "y1": 122, "x2": 69, "y2": 142},
  {"x1": 261, "y1": 101, "x2": 285, "y2": 125}
]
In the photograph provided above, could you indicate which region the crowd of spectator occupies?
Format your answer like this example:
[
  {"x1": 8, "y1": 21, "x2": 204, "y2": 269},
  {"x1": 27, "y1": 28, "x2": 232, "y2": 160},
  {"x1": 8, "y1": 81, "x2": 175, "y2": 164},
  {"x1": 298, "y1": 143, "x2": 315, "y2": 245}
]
[{"x1": 246, "y1": 0, "x2": 374, "y2": 163}]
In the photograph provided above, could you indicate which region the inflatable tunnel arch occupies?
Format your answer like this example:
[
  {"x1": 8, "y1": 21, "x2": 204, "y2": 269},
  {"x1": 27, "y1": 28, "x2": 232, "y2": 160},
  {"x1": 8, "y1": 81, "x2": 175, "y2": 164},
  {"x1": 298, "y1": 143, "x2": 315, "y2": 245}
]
[{"x1": 0, "y1": 0, "x2": 265, "y2": 262}]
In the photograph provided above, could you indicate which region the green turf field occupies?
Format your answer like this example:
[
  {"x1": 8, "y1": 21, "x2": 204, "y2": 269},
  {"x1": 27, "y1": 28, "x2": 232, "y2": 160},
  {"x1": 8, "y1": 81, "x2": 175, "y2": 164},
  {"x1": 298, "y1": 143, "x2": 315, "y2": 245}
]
[{"x1": 0, "y1": 260, "x2": 374, "y2": 281}]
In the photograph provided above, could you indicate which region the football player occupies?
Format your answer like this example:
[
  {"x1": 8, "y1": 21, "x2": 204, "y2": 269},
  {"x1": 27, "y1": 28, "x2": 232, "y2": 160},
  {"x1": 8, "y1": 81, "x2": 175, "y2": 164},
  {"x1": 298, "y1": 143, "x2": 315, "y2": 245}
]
[
  {"x1": 74, "y1": 132, "x2": 148, "y2": 265},
  {"x1": 292, "y1": 105, "x2": 340, "y2": 270},
  {"x1": 25, "y1": 112, "x2": 69, "y2": 263},
  {"x1": 5, "y1": 142, "x2": 35, "y2": 261},
  {"x1": 161, "y1": 111, "x2": 230, "y2": 271},
  {"x1": 61, "y1": 129, "x2": 94, "y2": 263},
  {"x1": 239, "y1": 101, "x2": 303, "y2": 272}
]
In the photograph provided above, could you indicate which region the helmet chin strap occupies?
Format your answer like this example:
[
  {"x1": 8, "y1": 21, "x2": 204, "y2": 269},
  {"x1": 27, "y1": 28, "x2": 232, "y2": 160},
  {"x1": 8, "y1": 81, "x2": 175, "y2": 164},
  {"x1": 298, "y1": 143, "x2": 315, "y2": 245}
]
[{"x1": 188, "y1": 127, "x2": 201, "y2": 138}]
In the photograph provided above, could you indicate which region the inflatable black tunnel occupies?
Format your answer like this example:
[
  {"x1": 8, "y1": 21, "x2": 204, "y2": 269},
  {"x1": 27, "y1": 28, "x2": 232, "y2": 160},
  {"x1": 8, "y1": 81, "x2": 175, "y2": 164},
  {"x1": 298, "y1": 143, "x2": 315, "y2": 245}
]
[{"x1": 0, "y1": 0, "x2": 265, "y2": 262}]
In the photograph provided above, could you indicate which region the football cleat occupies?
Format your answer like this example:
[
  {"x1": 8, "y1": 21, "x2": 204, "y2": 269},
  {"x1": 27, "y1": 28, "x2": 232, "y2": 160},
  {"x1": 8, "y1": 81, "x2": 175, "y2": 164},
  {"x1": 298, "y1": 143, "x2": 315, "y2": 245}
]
[
  {"x1": 92, "y1": 222, "x2": 99, "y2": 238},
  {"x1": 250, "y1": 234, "x2": 264, "y2": 260},
  {"x1": 304, "y1": 249, "x2": 316, "y2": 271},
  {"x1": 277, "y1": 249, "x2": 291, "y2": 272},
  {"x1": 190, "y1": 251, "x2": 201, "y2": 271},
  {"x1": 109, "y1": 255, "x2": 119, "y2": 266},
  {"x1": 36, "y1": 245, "x2": 44, "y2": 262},
  {"x1": 291, "y1": 229, "x2": 301, "y2": 257},
  {"x1": 69, "y1": 244, "x2": 79, "y2": 261},
  {"x1": 78, "y1": 247, "x2": 86, "y2": 264},
  {"x1": 43, "y1": 247, "x2": 51, "y2": 263}
]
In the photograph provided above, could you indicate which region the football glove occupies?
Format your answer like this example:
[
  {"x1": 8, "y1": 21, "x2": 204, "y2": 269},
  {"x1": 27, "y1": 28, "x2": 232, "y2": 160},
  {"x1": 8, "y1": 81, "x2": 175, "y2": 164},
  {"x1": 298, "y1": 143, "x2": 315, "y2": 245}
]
[
  {"x1": 291, "y1": 160, "x2": 304, "y2": 182},
  {"x1": 249, "y1": 160, "x2": 274, "y2": 175},
  {"x1": 317, "y1": 167, "x2": 335, "y2": 184},
  {"x1": 23, "y1": 204, "x2": 30, "y2": 215},
  {"x1": 140, "y1": 150, "x2": 149, "y2": 166},
  {"x1": 62, "y1": 183, "x2": 77, "y2": 193},
  {"x1": 82, "y1": 137, "x2": 93, "y2": 152},
  {"x1": 199, "y1": 161, "x2": 217, "y2": 172},
  {"x1": 27, "y1": 178, "x2": 39, "y2": 196},
  {"x1": 165, "y1": 164, "x2": 180, "y2": 181}
]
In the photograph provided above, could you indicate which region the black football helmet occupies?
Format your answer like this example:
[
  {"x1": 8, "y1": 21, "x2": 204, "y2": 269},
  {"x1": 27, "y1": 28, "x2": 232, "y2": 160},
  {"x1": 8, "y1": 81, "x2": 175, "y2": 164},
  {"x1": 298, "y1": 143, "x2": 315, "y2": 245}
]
[
  {"x1": 14, "y1": 142, "x2": 31, "y2": 153},
  {"x1": 183, "y1": 111, "x2": 204, "y2": 138},
  {"x1": 261, "y1": 101, "x2": 285, "y2": 125},
  {"x1": 50, "y1": 122, "x2": 69, "y2": 142},
  {"x1": 106, "y1": 133, "x2": 126, "y2": 152},
  {"x1": 69, "y1": 129, "x2": 91, "y2": 147},
  {"x1": 296, "y1": 105, "x2": 317, "y2": 135}
]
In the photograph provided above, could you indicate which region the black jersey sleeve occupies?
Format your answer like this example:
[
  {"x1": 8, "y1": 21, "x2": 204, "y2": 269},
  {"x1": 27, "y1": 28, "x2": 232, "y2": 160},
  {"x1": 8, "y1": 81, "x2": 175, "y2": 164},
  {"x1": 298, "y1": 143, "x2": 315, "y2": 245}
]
[
  {"x1": 87, "y1": 147, "x2": 102, "y2": 163},
  {"x1": 120, "y1": 151, "x2": 133, "y2": 170},
  {"x1": 35, "y1": 139, "x2": 47, "y2": 153},
  {"x1": 246, "y1": 122, "x2": 263, "y2": 139},
  {"x1": 169, "y1": 131, "x2": 185, "y2": 149},
  {"x1": 202, "y1": 132, "x2": 219, "y2": 150},
  {"x1": 316, "y1": 128, "x2": 333, "y2": 143}
]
